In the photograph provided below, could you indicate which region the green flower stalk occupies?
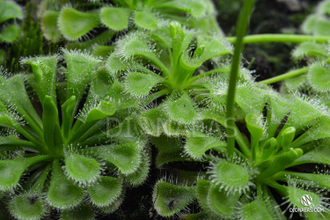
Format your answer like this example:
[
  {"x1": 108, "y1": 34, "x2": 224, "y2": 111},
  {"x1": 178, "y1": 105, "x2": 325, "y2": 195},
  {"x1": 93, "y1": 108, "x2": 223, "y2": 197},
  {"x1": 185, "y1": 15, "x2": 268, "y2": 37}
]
[{"x1": 0, "y1": 49, "x2": 149, "y2": 219}]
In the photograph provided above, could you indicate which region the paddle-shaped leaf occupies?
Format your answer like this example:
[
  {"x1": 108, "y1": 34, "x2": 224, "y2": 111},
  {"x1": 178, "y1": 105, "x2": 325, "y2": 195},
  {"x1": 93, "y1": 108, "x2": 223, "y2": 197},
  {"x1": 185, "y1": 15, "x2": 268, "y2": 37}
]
[
  {"x1": 65, "y1": 153, "x2": 100, "y2": 185},
  {"x1": 134, "y1": 10, "x2": 159, "y2": 29},
  {"x1": 0, "y1": 0, "x2": 22, "y2": 23},
  {"x1": 87, "y1": 176, "x2": 122, "y2": 207},
  {"x1": 58, "y1": 7, "x2": 100, "y2": 41},
  {"x1": 185, "y1": 132, "x2": 226, "y2": 159},
  {"x1": 41, "y1": 10, "x2": 61, "y2": 42},
  {"x1": 125, "y1": 72, "x2": 163, "y2": 97},
  {"x1": 166, "y1": 91, "x2": 197, "y2": 124},
  {"x1": 308, "y1": 63, "x2": 330, "y2": 92},
  {"x1": 47, "y1": 160, "x2": 84, "y2": 209},
  {"x1": 100, "y1": 7, "x2": 130, "y2": 31},
  {"x1": 153, "y1": 181, "x2": 195, "y2": 217},
  {"x1": 0, "y1": 25, "x2": 20, "y2": 43}
]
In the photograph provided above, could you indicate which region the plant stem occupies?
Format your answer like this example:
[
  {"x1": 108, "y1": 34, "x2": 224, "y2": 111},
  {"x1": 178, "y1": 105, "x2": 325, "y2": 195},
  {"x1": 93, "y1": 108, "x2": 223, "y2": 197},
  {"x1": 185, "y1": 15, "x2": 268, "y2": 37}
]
[
  {"x1": 226, "y1": 34, "x2": 330, "y2": 44},
  {"x1": 188, "y1": 67, "x2": 230, "y2": 84},
  {"x1": 258, "y1": 57, "x2": 330, "y2": 84},
  {"x1": 258, "y1": 67, "x2": 308, "y2": 84},
  {"x1": 226, "y1": 0, "x2": 255, "y2": 158}
]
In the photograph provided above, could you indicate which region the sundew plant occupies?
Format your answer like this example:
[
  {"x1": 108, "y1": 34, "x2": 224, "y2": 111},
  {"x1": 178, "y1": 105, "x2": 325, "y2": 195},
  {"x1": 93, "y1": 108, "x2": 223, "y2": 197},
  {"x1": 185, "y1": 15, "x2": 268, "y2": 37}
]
[
  {"x1": 0, "y1": 50, "x2": 149, "y2": 220},
  {"x1": 1, "y1": 0, "x2": 330, "y2": 220}
]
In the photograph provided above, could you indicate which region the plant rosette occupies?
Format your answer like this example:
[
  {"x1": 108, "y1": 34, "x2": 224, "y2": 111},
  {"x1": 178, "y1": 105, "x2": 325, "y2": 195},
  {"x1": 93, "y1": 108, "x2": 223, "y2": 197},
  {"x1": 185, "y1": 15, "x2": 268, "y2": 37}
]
[
  {"x1": 152, "y1": 84, "x2": 330, "y2": 219},
  {"x1": 0, "y1": 49, "x2": 149, "y2": 220}
]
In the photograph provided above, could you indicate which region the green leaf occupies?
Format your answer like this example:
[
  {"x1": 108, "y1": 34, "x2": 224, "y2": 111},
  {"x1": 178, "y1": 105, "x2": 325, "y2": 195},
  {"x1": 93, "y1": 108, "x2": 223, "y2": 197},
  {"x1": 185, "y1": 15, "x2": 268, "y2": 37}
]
[
  {"x1": 283, "y1": 96, "x2": 326, "y2": 133},
  {"x1": 98, "y1": 192, "x2": 124, "y2": 214},
  {"x1": 0, "y1": 75, "x2": 43, "y2": 133},
  {"x1": 0, "y1": 25, "x2": 20, "y2": 43},
  {"x1": 0, "y1": 101, "x2": 19, "y2": 129},
  {"x1": 292, "y1": 42, "x2": 328, "y2": 59},
  {"x1": 61, "y1": 203, "x2": 94, "y2": 220},
  {"x1": 185, "y1": 132, "x2": 226, "y2": 159},
  {"x1": 279, "y1": 126, "x2": 296, "y2": 150},
  {"x1": 308, "y1": 63, "x2": 330, "y2": 92},
  {"x1": 153, "y1": 181, "x2": 196, "y2": 217},
  {"x1": 0, "y1": 160, "x2": 26, "y2": 191},
  {"x1": 123, "y1": 150, "x2": 150, "y2": 186},
  {"x1": 155, "y1": 149, "x2": 193, "y2": 167},
  {"x1": 66, "y1": 29, "x2": 115, "y2": 51},
  {"x1": 166, "y1": 91, "x2": 197, "y2": 124},
  {"x1": 152, "y1": 135, "x2": 182, "y2": 153},
  {"x1": 0, "y1": 156, "x2": 49, "y2": 191},
  {"x1": 240, "y1": 198, "x2": 276, "y2": 220},
  {"x1": 258, "y1": 148, "x2": 302, "y2": 179},
  {"x1": 107, "y1": 81, "x2": 140, "y2": 111},
  {"x1": 63, "y1": 49, "x2": 101, "y2": 105},
  {"x1": 301, "y1": 14, "x2": 318, "y2": 34},
  {"x1": 125, "y1": 72, "x2": 163, "y2": 97},
  {"x1": 92, "y1": 45, "x2": 114, "y2": 58},
  {"x1": 42, "y1": 96, "x2": 63, "y2": 151},
  {"x1": 235, "y1": 86, "x2": 266, "y2": 115},
  {"x1": 155, "y1": 0, "x2": 207, "y2": 17},
  {"x1": 284, "y1": 74, "x2": 307, "y2": 91},
  {"x1": 58, "y1": 7, "x2": 100, "y2": 41},
  {"x1": 8, "y1": 193, "x2": 46, "y2": 220},
  {"x1": 134, "y1": 10, "x2": 159, "y2": 29},
  {"x1": 139, "y1": 106, "x2": 166, "y2": 136},
  {"x1": 41, "y1": 10, "x2": 61, "y2": 42},
  {"x1": 181, "y1": 35, "x2": 232, "y2": 71},
  {"x1": 277, "y1": 171, "x2": 330, "y2": 190},
  {"x1": 105, "y1": 114, "x2": 146, "y2": 148},
  {"x1": 47, "y1": 160, "x2": 84, "y2": 209},
  {"x1": 84, "y1": 101, "x2": 116, "y2": 123},
  {"x1": 286, "y1": 187, "x2": 322, "y2": 209},
  {"x1": 100, "y1": 7, "x2": 130, "y2": 31},
  {"x1": 0, "y1": 0, "x2": 23, "y2": 23},
  {"x1": 265, "y1": 93, "x2": 290, "y2": 139},
  {"x1": 317, "y1": 0, "x2": 330, "y2": 14},
  {"x1": 207, "y1": 183, "x2": 241, "y2": 218},
  {"x1": 87, "y1": 176, "x2": 122, "y2": 207},
  {"x1": 84, "y1": 143, "x2": 141, "y2": 175},
  {"x1": 315, "y1": 18, "x2": 330, "y2": 36},
  {"x1": 210, "y1": 160, "x2": 252, "y2": 194},
  {"x1": 293, "y1": 139, "x2": 330, "y2": 166},
  {"x1": 116, "y1": 34, "x2": 168, "y2": 72},
  {"x1": 87, "y1": 66, "x2": 114, "y2": 101},
  {"x1": 24, "y1": 57, "x2": 57, "y2": 104},
  {"x1": 245, "y1": 113, "x2": 264, "y2": 150},
  {"x1": 65, "y1": 154, "x2": 100, "y2": 185},
  {"x1": 61, "y1": 95, "x2": 76, "y2": 139},
  {"x1": 196, "y1": 179, "x2": 212, "y2": 212},
  {"x1": 290, "y1": 117, "x2": 330, "y2": 149}
]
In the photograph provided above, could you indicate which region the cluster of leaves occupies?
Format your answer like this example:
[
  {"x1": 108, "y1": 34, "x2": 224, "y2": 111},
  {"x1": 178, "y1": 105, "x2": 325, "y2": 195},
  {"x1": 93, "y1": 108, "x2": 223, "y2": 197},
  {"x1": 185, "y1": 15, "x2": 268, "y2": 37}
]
[
  {"x1": 1, "y1": 0, "x2": 330, "y2": 219},
  {"x1": 284, "y1": 0, "x2": 330, "y2": 98},
  {"x1": 153, "y1": 85, "x2": 330, "y2": 219},
  {"x1": 38, "y1": 0, "x2": 222, "y2": 53},
  {"x1": 0, "y1": 50, "x2": 150, "y2": 220},
  {"x1": 0, "y1": 0, "x2": 22, "y2": 64}
]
